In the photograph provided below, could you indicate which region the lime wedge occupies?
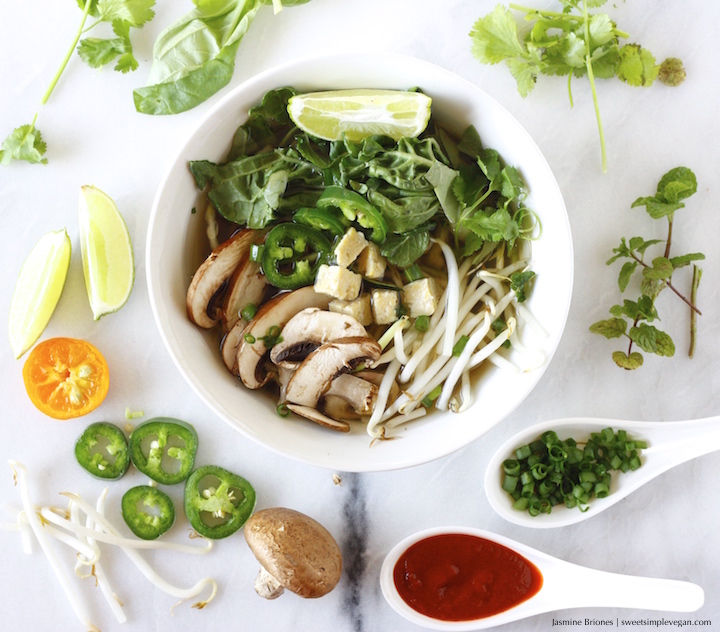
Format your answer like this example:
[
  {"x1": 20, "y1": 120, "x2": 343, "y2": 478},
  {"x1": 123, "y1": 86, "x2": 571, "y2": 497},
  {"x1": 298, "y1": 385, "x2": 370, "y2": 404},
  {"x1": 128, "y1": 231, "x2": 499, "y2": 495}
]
[
  {"x1": 78, "y1": 185, "x2": 134, "y2": 320},
  {"x1": 9, "y1": 229, "x2": 71, "y2": 359},
  {"x1": 287, "y1": 89, "x2": 432, "y2": 142}
]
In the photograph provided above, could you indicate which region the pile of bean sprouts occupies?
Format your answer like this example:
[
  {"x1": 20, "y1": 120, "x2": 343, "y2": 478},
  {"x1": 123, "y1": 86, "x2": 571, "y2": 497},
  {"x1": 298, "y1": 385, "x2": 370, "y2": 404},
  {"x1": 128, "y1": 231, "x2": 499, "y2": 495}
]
[
  {"x1": 2, "y1": 461, "x2": 217, "y2": 630},
  {"x1": 367, "y1": 243, "x2": 545, "y2": 440}
]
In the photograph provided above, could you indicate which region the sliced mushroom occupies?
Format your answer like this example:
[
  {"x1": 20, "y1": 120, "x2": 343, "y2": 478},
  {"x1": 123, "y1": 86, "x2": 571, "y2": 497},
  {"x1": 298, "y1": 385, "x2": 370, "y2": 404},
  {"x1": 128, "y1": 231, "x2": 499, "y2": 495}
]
[
  {"x1": 221, "y1": 257, "x2": 268, "y2": 332},
  {"x1": 276, "y1": 366, "x2": 295, "y2": 403},
  {"x1": 236, "y1": 286, "x2": 331, "y2": 389},
  {"x1": 244, "y1": 507, "x2": 343, "y2": 599},
  {"x1": 284, "y1": 337, "x2": 382, "y2": 408},
  {"x1": 270, "y1": 308, "x2": 368, "y2": 369},
  {"x1": 186, "y1": 229, "x2": 258, "y2": 328},
  {"x1": 285, "y1": 403, "x2": 350, "y2": 433},
  {"x1": 325, "y1": 374, "x2": 378, "y2": 414},
  {"x1": 318, "y1": 396, "x2": 360, "y2": 422},
  {"x1": 220, "y1": 317, "x2": 247, "y2": 372}
]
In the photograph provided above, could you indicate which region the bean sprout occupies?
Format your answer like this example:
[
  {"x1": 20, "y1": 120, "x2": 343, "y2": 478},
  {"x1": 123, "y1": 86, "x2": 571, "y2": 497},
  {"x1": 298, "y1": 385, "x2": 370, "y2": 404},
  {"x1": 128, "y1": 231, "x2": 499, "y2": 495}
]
[
  {"x1": 9, "y1": 461, "x2": 99, "y2": 632},
  {"x1": 367, "y1": 359, "x2": 402, "y2": 438},
  {"x1": 436, "y1": 312, "x2": 492, "y2": 411},
  {"x1": 5, "y1": 461, "x2": 219, "y2": 629},
  {"x1": 432, "y1": 239, "x2": 460, "y2": 358}
]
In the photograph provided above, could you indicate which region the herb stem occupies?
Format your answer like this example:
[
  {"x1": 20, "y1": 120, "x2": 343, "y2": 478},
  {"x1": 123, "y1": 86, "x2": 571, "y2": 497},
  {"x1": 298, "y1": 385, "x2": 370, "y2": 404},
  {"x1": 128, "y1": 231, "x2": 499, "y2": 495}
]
[
  {"x1": 581, "y1": 0, "x2": 607, "y2": 172},
  {"x1": 689, "y1": 264, "x2": 702, "y2": 358},
  {"x1": 664, "y1": 216, "x2": 674, "y2": 259},
  {"x1": 628, "y1": 253, "x2": 702, "y2": 315},
  {"x1": 627, "y1": 316, "x2": 639, "y2": 356},
  {"x1": 41, "y1": 0, "x2": 94, "y2": 105},
  {"x1": 508, "y1": 3, "x2": 582, "y2": 20}
]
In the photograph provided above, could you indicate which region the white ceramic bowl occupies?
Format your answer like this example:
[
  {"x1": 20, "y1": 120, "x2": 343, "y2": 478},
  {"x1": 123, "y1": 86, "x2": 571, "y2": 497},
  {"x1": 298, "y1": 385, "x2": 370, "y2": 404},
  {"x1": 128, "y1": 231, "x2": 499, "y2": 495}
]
[{"x1": 146, "y1": 52, "x2": 573, "y2": 472}]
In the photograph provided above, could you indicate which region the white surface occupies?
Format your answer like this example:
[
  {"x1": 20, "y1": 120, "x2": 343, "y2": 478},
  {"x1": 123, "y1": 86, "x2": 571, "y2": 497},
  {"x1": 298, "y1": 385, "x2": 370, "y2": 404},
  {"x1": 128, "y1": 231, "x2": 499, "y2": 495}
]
[
  {"x1": 146, "y1": 52, "x2": 572, "y2": 472},
  {"x1": 1, "y1": 1, "x2": 719, "y2": 631}
]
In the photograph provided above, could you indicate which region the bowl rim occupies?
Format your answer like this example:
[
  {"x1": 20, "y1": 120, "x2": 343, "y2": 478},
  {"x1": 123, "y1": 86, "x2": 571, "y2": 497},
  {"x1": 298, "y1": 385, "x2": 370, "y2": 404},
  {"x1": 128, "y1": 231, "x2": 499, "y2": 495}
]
[{"x1": 146, "y1": 51, "x2": 574, "y2": 472}]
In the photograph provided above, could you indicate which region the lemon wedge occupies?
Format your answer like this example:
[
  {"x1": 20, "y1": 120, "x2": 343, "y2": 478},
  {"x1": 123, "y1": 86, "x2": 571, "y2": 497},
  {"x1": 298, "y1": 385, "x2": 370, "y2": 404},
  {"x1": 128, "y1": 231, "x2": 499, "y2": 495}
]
[
  {"x1": 9, "y1": 229, "x2": 72, "y2": 359},
  {"x1": 78, "y1": 185, "x2": 134, "y2": 320},
  {"x1": 287, "y1": 89, "x2": 432, "y2": 142}
]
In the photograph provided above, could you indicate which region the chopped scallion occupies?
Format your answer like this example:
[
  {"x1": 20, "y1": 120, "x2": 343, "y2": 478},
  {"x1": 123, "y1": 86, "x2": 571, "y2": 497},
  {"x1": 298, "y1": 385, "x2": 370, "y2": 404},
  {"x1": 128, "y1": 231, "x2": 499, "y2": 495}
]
[{"x1": 501, "y1": 427, "x2": 646, "y2": 517}]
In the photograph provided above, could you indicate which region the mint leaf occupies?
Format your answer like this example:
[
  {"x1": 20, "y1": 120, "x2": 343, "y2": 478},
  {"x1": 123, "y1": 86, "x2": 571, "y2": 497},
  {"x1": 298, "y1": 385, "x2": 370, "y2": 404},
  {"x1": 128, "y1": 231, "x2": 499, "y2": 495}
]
[
  {"x1": 670, "y1": 252, "x2": 705, "y2": 269},
  {"x1": 629, "y1": 324, "x2": 675, "y2": 357},
  {"x1": 629, "y1": 237, "x2": 664, "y2": 255},
  {"x1": 657, "y1": 167, "x2": 697, "y2": 204},
  {"x1": 640, "y1": 276, "x2": 666, "y2": 301},
  {"x1": 0, "y1": 124, "x2": 48, "y2": 165},
  {"x1": 609, "y1": 297, "x2": 657, "y2": 323},
  {"x1": 612, "y1": 351, "x2": 644, "y2": 370},
  {"x1": 590, "y1": 318, "x2": 627, "y2": 339},
  {"x1": 642, "y1": 256, "x2": 673, "y2": 281},
  {"x1": 631, "y1": 196, "x2": 683, "y2": 219},
  {"x1": 618, "y1": 260, "x2": 637, "y2": 291}
]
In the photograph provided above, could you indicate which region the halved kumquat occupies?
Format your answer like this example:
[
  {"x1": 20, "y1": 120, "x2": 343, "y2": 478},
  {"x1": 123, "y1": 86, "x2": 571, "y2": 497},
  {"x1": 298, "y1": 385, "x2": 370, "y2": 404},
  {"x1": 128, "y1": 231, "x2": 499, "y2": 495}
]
[{"x1": 22, "y1": 337, "x2": 110, "y2": 420}]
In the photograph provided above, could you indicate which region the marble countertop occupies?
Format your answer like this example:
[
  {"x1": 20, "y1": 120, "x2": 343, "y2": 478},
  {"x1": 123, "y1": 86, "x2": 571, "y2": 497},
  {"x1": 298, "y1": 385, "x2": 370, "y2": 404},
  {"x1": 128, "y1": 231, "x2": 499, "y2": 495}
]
[{"x1": 1, "y1": 1, "x2": 719, "y2": 630}]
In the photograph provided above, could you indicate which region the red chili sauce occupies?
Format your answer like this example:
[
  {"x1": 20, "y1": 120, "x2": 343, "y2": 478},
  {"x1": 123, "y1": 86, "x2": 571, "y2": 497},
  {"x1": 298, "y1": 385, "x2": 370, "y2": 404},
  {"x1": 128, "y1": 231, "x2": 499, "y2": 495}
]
[{"x1": 393, "y1": 533, "x2": 543, "y2": 621}]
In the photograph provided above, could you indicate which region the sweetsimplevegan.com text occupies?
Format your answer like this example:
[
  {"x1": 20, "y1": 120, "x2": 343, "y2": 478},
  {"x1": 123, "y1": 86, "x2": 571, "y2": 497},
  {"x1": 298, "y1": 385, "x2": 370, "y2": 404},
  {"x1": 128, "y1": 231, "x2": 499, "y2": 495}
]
[{"x1": 551, "y1": 617, "x2": 713, "y2": 628}]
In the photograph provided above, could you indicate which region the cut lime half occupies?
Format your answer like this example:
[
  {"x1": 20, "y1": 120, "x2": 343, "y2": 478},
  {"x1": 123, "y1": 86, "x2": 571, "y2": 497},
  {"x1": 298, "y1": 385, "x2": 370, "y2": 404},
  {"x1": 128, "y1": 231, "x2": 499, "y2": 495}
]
[
  {"x1": 287, "y1": 89, "x2": 432, "y2": 142},
  {"x1": 9, "y1": 229, "x2": 72, "y2": 359},
  {"x1": 78, "y1": 185, "x2": 135, "y2": 320}
]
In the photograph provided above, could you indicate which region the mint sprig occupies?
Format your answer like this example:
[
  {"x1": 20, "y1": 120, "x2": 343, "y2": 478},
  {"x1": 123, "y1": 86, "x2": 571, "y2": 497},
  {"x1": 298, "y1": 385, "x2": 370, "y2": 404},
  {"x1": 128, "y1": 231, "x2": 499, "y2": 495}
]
[{"x1": 590, "y1": 167, "x2": 703, "y2": 370}]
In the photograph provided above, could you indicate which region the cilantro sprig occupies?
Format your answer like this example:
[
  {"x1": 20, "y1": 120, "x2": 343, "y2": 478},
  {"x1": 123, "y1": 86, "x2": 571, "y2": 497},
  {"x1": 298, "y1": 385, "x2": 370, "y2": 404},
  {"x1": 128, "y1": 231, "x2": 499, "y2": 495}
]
[
  {"x1": 469, "y1": 1, "x2": 685, "y2": 172},
  {"x1": 0, "y1": 0, "x2": 155, "y2": 166},
  {"x1": 590, "y1": 167, "x2": 703, "y2": 370}
]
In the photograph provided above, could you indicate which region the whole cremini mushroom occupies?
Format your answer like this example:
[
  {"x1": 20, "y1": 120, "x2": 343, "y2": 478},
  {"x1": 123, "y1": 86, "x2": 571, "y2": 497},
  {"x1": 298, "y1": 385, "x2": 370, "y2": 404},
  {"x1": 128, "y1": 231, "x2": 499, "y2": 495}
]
[{"x1": 244, "y1": 507, "x2": 342, "y2": 600}]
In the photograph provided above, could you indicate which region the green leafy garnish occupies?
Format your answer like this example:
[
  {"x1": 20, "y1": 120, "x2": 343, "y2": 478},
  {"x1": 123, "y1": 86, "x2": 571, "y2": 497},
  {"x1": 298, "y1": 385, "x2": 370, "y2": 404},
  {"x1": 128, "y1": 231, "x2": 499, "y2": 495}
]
[
  {"x1": 1, "y1": 0, "x2": 155, "y2": 165},
  {"x1": 190, "y1": 88, "x2": 538, "y2": 283},
  {"x1": 133, "y1": 0, "x2": 313, "y2": 116},
  {"x1": 0, "y1": 119, "x2": 48, "y2": 166},
  {"x1": 590, "y1": 167, "x2": 703, "y2": 369},
  {"x1": 469, "y1": 1, "x2": 684, "y2": 171}
]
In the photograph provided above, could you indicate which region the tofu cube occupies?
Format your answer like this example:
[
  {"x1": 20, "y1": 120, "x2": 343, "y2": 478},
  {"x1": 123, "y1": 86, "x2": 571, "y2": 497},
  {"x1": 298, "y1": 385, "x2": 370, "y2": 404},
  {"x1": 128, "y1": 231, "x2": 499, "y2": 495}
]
[
  {"x1": 329, "y1": 294, "x2": 373, "y2": 326},
  {"x1": 371, "y1": 289, "x2": 400, "y2": 325},
  {"x1": 314, "y1": 264, "x2": 362, "y2": 301},
  {"x1": 402, "y1": 278, "x2": 440, "y2": 317},
  {"x1": 356, "y1": 242, "x2": 387, "y2": 280},
  {"x1": 334, "y1": 227, "x2": 368, "y2": 268}
]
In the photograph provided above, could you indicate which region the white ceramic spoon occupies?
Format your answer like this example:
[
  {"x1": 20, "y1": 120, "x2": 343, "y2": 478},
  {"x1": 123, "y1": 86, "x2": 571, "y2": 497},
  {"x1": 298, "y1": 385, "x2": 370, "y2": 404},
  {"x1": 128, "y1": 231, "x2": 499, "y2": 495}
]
[
  {"x1": 485, "y1": 416, "x2": 720, "y2": 529},
  {"x1": 380, "y1": 526, "x2": 704, "y2": 631}
]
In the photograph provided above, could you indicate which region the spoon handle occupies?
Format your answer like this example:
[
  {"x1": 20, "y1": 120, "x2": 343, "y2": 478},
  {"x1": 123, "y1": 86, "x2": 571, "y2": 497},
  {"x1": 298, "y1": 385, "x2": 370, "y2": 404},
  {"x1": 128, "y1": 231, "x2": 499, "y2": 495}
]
[
  {"x1": 649, "y1": 415, "x2": 720, "y2": 466},
  {"x1": 548, "y1": 562, "x2": 704, "y2": 613}
]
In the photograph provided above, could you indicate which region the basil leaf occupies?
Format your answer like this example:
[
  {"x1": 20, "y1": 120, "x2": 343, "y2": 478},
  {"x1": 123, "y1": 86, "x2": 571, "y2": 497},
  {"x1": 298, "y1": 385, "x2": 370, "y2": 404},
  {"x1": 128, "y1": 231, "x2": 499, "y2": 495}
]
[
  {"x1": 134, "y1": 0, "x2": 263, "y2": 115},
  {"x1": 380, "y1": 225, "x2": 432, "y2": 268}
]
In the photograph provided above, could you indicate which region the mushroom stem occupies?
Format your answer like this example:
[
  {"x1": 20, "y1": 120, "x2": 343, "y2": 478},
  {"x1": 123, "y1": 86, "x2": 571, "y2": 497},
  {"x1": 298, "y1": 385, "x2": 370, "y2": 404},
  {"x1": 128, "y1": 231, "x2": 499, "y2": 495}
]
[{"x1": 254, "y1": 566, "x2": 285, "y2": 600}]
